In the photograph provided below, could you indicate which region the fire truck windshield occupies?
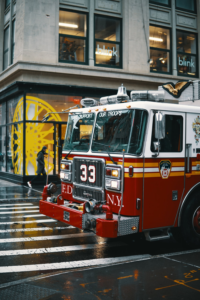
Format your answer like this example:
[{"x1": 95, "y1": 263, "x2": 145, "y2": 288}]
[
  {"x1": 92, "y1": 109, "x2": 147, "y2": 155},
  {"x1": 63, "y1": 113, "x2": 95, "y2": 152}
]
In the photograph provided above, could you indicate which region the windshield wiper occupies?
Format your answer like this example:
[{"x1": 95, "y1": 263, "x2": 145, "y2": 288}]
[
  {"x1": 92, "y1": 142, "x2": 117, "y2": 165},
  {"x1": 65, "y1": 141, "x2": 89, "y2": 160}
]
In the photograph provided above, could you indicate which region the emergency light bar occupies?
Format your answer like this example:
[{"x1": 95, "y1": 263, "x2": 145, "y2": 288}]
[
  {"x1": 100, "y1": 84, "x2": 129, "y2": 105},
  {"x1": 131, "y1": 90, "x2": 165, "y2": 102},
  {"x1": 80, "y1": 98, "x2": 99, "y2": 107}
]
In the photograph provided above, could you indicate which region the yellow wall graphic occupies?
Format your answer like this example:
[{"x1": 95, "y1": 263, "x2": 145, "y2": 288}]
[{"x1": 12, "y1": 96, "x2": 62, "y2": 175}]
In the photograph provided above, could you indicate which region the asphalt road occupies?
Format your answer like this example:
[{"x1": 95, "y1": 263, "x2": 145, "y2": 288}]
[{"x1": 0, "y1": 183, "x2": 199, "y2": 299}]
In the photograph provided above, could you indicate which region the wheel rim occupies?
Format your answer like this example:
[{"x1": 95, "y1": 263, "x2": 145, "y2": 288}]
[{"x1": 192, "y1": 206, "x2": 200, "y2": 235}]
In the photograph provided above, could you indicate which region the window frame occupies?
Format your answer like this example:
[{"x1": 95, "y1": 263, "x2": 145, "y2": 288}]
[
  {"x1": 58, "y1": 9, "x2": 89, "y2": 65},
  {"x1": 175, "y1": 0, "x2": 197, "y2": 14},
  {"x1": 176, "y1": 29, "x2": 198, "y2": 78},
  {"x1": 5, "y1": 0, "x2": 10, "y2": 9},
  {"x1": 150, "y1": 24, "x2": 172, "y2": 75},
  {"x1": 149, "y1": 0, "x2": 171, "y2": 8},
  {"x1": 94, "y1": 14, "x2": 122, "y2": 69},
  {"x1": 3, "y1": 26, "x2": 9, "y2": 71},
  {"x1": 151, "y1": 112, "x2": 184, "y2": 154},
  {"x1": 11, "y1": 19, "x2": 15, "y2": 65}
]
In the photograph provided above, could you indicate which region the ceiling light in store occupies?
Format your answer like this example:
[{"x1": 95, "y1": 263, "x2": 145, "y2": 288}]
[
  {"x1": 188, "y1": 72, "x2": 195, "y2": 75},
  {"x1": 153, "y1": 69, "x2": 157, "y2": 71},
  {"x1": 159, "y1": 57, "x2": 163, "y2": 60},
  {"x1": 59, "y1": 22, "x2": 78, "y2": 28},
  {"x1": 149, "y1": 37, "x2": 163, "y2": 42},
  {"x1": 150, "y1": 59, "x2": 153, "y2": 64},
  {"x1": 187, "y1": 36, "x2": 195, "y2": 40},
  {"x1": 179, "y1": 70, "x2": 183, "y2": 73},
  {"x1": 162, "y1": 60, "x2": 165, "y2": 64}
]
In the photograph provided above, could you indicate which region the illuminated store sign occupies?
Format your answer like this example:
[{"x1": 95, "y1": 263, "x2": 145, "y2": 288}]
[
  {"x1": 179, "y1": 57, "x2": 195, "y2": 68},
  {"x1": 96, "y1": 44, "x2": 118, "y2": 57}
]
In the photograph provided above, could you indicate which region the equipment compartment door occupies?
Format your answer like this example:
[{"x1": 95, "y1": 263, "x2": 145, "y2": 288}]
[{"x1": 143, "y1": 110, "x2": 185, "y2": 230}]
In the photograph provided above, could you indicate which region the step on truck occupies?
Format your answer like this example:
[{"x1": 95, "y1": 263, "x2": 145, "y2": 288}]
[{"x1": 40, "y1": 81, "x2": 200, "y2": 245}]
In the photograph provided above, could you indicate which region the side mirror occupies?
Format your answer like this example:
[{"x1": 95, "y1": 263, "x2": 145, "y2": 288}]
[{"x1": 155, "y1": 112, "x2": 165, "y2": 140}]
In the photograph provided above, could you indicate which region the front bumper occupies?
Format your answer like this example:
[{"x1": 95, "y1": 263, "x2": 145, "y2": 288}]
[{"x1": 40, "y1": 200, "x2": 139, "y2": 238}]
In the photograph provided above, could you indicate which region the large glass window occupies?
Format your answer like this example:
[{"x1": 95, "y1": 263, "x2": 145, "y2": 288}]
[
  {"x1": 150, "y1": 26, "x2": 171, "y2": 74},
  {"x1": 3, "y1": 26, "x2": 9, "y2": 70},
  {"x1": 92, "y1": 110, "x2": 147, "y2": 155},
  {"x1": 0, "y1": 103, "x2": 6, "y2": 125},
  {"x1": 149, "y1": 0, "x2": 171, "y2": 7},
  {"x1": 7, "y1": 96, "x2": 24, "y2": 124},
  {"x1": 26, "y1": 94, "x2": 82, "y2": 122},
  {"x1": 11, "y1": 19, "x2": 16, "y2": 65},
  {"x1": 59, "y1": 10, "x2": 88, "y2": 64},
  {"x1": 177, "y1": 31, "x2": 197, "y2": 77},
  {"x1": 95, "y1": 15, "x2": 122, "y2": 68},
  {"x1": 0, "y1": 127, "x2": 6, "y2": 172},
  {"x1": 26, "y1": 123, "x2": 54, "y2": 175},
  {"x1": 7, "y1": 123, "x2": 24, "y2": 175},
  {"x1": 176, "y1": 0, "x2": 196, "y2": 13}
]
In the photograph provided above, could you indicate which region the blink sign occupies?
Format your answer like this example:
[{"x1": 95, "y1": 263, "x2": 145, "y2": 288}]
[
  {"x1": 179, "y1": 57, "x2": 195, "y2": 68},
  {"x1": 178, "y1": 55, "x2": 196, "y2": 76}
]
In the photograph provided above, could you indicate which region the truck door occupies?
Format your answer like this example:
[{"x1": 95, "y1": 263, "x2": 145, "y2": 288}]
[{"x1": 143, "y1": 110, "x2": 185, "y2": 230}]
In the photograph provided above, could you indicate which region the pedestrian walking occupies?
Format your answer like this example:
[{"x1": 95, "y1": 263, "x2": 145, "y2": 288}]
[{"x1": 27, "y1": 146, "x2": 47, "y2": 188}]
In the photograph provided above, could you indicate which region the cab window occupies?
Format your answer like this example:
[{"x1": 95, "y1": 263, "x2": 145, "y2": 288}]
[{"x1": 151, "y1": 114, "x2": 183, "y2": 152}]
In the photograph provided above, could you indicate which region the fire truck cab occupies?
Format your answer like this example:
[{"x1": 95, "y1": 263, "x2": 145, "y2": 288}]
[{"x1": 40, "y1": 82, "x2": 200, "y2": 246}]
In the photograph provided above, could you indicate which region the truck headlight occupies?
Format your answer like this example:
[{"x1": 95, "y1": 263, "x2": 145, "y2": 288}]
[
  {"x1": 105, "y1": 179, "x2": 121, "y2": 191},
  {"x1": 60, "y1": 160, "x2": 72, "y2": 182}
]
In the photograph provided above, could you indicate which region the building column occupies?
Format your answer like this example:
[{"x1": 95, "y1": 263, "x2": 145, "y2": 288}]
[
  {"x1": 0, "y1": 1, "x2": 5, "y2": 72},
  {"x1": 8, "y1": 0, "x2": 13, "y2": 66},
  {"x1": 89, "y1": 0, "x2": 94, "y2": 66},
  {"x1": 171, "y1": 0, "x2": 177, "y2": 76}
]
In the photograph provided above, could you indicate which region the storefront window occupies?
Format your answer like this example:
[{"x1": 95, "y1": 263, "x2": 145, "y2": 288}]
[
  {"x1": 149, "y1": 0, "x2": 170, "y2": 7},
  {"x1": 176, "y1": 0, "x2": 196, "y2": 13},
  {"x1": 25, "y1": 123, "x2": 54, "y2": 176},
  {"x1": 59, "y1": 10, "x2": 88, "y2": 64},
  {"x1": 6, "y1": 123, "x2": 24, "y2": 175},
  {"x1": 0, "y1": 127, "x2": 6, "y2": 172},
  {"x1": 7, "y1": 96, "x2": 24, "y2": 123},
  {"x1": 95, "y1": 15, "x2": 122, "y2": 68},
  {"x1": 177, "y1": 31, "x2": 197, "y2": 77},
  {"x1": 150, "y1": 25, "x2": 171, "y2": 74},
  {"x1": 26, "y1": 94, "x2": 81, "y2": 122},
  {"x1": 0, "y1": 103, "x2": 6, "y2": 125},
  {"x1": 3, "y1": 26, "x2": 9, "y2": 70}
]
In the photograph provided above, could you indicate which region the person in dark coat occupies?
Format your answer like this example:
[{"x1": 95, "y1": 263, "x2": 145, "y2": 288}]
[{"x1": 27, "y1": 146, "x2": 47, "y2": 188}]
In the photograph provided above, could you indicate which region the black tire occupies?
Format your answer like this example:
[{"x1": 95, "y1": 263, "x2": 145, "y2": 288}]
[{"x1": 178, "y1": 192, "x2": 200, "y2": 246}]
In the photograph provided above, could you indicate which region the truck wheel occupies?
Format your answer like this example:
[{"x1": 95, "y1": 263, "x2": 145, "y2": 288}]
[{"x1": 180, "y1": 193, "x2": 200, "y2": 246}]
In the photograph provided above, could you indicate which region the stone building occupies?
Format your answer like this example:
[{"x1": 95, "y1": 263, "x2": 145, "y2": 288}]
[{"x1": 0, "y1": 0, "x2": 199, "y2": 183}]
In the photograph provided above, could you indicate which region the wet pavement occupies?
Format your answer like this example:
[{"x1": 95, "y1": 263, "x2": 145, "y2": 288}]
[
  {"x1": 0, "y1": 179, "x2": 200, "y2": 299},
  {"x1": 0, "y1": 183, "x2": 61, "y2": 201}
]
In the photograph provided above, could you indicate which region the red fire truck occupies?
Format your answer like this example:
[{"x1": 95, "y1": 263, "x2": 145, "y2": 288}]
[{"x1": 40, "y1": 82, "x2": 200, "y2": 246}]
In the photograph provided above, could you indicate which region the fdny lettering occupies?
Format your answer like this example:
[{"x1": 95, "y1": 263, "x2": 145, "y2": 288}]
[
  {"x1": 62, "y1": 184, "x2": 72, "y2": 194},
  {"x1": 107, "y1": 194, "x2": 124, "y2": 207}
]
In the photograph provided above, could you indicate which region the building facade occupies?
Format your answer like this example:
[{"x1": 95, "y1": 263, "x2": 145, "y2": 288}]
[{"x1": 0, "y1": 0, "x2": 199, "y2": 184}]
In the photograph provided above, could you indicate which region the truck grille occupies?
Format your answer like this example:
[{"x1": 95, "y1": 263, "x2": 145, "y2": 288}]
[
  {"x1": 73, "y1": 185, "x2": 104, "y2": 202},
  {"x1": 73, "y1": 157, "x2": 104, "y2": 188}
]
